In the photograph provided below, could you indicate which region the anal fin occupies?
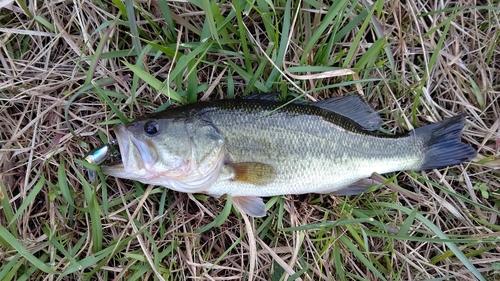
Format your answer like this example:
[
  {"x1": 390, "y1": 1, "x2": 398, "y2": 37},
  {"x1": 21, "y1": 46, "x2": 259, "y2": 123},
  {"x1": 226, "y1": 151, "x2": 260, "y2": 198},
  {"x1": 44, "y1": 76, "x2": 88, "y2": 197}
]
[
  {"x1": 233, "y1": 196, "x2": 266, "y2": 217},
  {"x1": 331, "y1": 178, "x2": 381, "y2": 196}
]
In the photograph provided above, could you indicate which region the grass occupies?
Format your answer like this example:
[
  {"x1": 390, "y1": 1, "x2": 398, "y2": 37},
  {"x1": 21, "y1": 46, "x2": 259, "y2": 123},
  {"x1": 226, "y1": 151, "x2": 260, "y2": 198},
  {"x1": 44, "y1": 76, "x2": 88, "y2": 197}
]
[{"x1": 1, "y1": 0, "x2": 499, "y2": 280}]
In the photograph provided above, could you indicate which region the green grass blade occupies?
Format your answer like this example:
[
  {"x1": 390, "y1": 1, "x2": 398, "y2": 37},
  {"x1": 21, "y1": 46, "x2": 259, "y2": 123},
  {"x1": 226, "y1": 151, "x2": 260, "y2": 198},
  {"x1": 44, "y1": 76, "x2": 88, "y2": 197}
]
[
  {"x1": 227, "y1": 71, "x2": 235, "y2": 98},
  {"x1": 125, "y1": 0, "x2": 142, "y2": 55},
  {"x1": 332, "y1": 9, "x2": 367, "y2": 44},
  {"x1": 0, "y1": 179, "x2": 16, "y2": 238},
  {"x1": 226, "y1": 60, "x2": 268, "y2": 92},
  {"x1": 158, "y1": 0, "x2": 177, "y2": 41},
  {"x1": 42, "y1": 225, "x2": 82, "y2": 269},
  {"x1": 264, "y1": 0, "x2": 290, "y2": 88},
  {"x1": 58, "y1": 157, "x2": 75, "y2": 207},
  {"x1": 353, "y1": 36, "x2": 386, "y2": 73},
  {"x1": 143, "y1": 40, "x2": 179, "y2": 59},
  {"x1": 98, "y1": 170, "x2": 109, "y2": 216},
  {"x1": 397, "y1": 207, "x2": 418, "y2": 236},
  {"x1": 255, "y1": 0, "x2": 276, "y2": 43},
  {"x1": 410, "y1": 171, "x2": 500, "y2": 215},
  {"x1": 343, "y1": 3, "x2": 377, "y2": 68},
  {"x1": 13, "y1": 0, "x2": 33, "y2": 18},
  {"x1": 232, "y1": 0, "x2": 252, "y2": 71},
  {"x1": 195, "y1": 195, "x2": 233, "y2": 233},
  {"x1": 280, "y1": 218, "x2": 375, "y2": 231},
  {"x1": 187, "y1": 60, "x2": 198, "y2": 103},
  {"x1": 70, "y1": 161, "x2": 103, "y2": 252},
  {"x1": 34, "y1": 16, "x2": 55, "y2": 32},
  {"x1": 61, "y1": 246, "x2": 115, "y2": 276},
  {"x1": 0, "y1": 253, "x2": 22, "y2": 280},
  {"x1": 301, "y1": 0, "x2": 349, "y2": 64},
  {"x1": 18, "y1": 254, "x2": 49, "y2": 281},
  {"x1": 338, "y1": 235, "x2": 387, "y2": 280},
  {"x1": 169, "y1": 41, "x2": 214, "y2": 84},
  {"x1": 84, "y1": 20, "x2": 118, "y2": 86},
  {"x1": 363, "y1": 230, "x2": 498, "y2": 243},
  {"x1": 374, "y1": 203, "x2": 486, "y2": 281},
  {"x1": 92, "y1": 82, "x2": 129, "y2": 123},
  {"x1": 333, "y1": 246, "x2": 347, "y2": 281},
  {"x1": 8, "y1": 176, "x2": 45, "y2": 227},
  {"x1": 64, "y1": 76, "x2": 127, "y2": 138},
  {"x1": 244, "y1": 45, "x2": 273, "y2": 95},
  {"x1": 202, "y1": 0, "x2": 219, "y2": 42},
  {"x1": 0, "y1": 225, "x2": 57, "y2": 274},
  {"x1": 123, "y1": 61, "x2": 186, "y2": 103}
]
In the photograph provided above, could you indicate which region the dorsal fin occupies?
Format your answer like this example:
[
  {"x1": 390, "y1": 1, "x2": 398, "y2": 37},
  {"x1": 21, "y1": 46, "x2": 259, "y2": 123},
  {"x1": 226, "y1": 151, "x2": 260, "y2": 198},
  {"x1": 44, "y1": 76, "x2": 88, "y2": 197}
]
[
  {"x1": 243, "y1": 93, "x2": 383, "y2": 130},
  {"x1": 314, "y1": 95, "x2": 383, "y2": 131},
  {"x1": 224, "y1": 162, "x2": 276, "y2": 185}
]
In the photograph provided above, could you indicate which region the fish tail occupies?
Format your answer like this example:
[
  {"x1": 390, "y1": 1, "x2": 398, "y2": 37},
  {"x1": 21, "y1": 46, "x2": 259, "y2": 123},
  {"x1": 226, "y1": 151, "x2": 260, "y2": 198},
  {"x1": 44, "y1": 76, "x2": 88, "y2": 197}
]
[{"x1": 413, "y1": 115, "x2": 476, "y2": 170}]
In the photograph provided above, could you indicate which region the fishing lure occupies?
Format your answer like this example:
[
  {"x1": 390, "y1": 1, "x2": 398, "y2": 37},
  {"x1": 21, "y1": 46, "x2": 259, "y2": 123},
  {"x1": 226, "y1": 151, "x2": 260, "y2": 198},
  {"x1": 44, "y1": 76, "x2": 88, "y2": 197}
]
[{"x1": 84, "y1": 140, "x2": 118, "y2": 182}]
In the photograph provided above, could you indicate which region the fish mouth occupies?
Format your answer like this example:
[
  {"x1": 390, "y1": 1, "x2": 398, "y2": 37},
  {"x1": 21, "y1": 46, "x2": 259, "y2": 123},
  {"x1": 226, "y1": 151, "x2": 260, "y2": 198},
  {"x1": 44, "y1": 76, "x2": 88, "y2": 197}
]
[
  {"x1": 101, "y1": 123, "x2": 158, "y2": 177},
  {"x1": 99, "y1": 151, "x2": 124, "y2": 177},
  {"x1": 100, "y1": 124, "x2": 130, "y2": 175},
  {"x1": 103, "y1": 158, "x2": 122, "y2": 167}
]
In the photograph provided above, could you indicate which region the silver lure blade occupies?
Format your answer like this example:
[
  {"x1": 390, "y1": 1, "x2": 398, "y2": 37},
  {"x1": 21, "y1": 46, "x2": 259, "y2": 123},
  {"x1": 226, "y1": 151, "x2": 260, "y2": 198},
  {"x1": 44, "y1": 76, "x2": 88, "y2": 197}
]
[
  {"x1": 85, "y1": 140, "x2": 117, "y2": 165},
  {"x1": 84, "y1": 140, "x2": 118, "y2": 182}
]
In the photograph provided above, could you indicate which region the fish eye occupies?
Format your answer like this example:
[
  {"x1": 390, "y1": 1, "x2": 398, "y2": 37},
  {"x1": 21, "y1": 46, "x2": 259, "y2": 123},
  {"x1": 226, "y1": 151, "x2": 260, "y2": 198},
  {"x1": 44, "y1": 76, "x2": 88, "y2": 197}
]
[{"x1": 143, "y1": 120, "x2": 160, "y2": 136}]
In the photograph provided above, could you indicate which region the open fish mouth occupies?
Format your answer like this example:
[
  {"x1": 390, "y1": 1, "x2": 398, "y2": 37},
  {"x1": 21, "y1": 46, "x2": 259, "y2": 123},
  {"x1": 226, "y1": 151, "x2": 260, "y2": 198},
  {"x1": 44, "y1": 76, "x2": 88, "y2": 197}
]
[
  {"x1": 97, "y1": 138, "x2": 126, "y2": 178},
  {"x1": 102, "y1": 138, "x2": 124, "y2": 167},
  {"x1": 103, "y1": 157, "x2": 122, "y2": 167},
  {"x1": 99, "y1": 126, "x2": 129, "y2": 175},
  {"x1": 107, "y1": 142, "x2": 122, "y2": 166},
  {"x1": 99, "y1": 123, "x2": 159, "y2": 178}
]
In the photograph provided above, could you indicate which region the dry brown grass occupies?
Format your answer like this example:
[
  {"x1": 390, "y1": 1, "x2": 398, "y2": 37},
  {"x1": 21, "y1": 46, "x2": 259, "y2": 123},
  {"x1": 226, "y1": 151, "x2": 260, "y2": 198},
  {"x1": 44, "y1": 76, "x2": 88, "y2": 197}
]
[{"x1": 1, "y1": 0, "x2": 499, "y2": 280}]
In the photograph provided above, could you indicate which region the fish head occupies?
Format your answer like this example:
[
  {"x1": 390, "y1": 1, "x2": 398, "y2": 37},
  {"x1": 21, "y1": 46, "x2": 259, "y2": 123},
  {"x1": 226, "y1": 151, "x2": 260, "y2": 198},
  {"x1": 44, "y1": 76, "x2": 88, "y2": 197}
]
[{"x1": 102, "y1": 116, "x2": 226, "y2": 193}]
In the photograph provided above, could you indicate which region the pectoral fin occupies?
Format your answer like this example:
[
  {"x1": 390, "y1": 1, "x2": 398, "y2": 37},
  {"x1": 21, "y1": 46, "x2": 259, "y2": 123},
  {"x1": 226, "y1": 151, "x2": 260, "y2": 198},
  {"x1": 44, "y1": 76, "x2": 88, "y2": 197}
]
[
  {"x1": 233, "y1": 196, "x2": 266, "y2": 217},
  {"x1": 224, "y1": 162, "x2": 276, "y2": 186},
  {"x1": 331, "y1": 178, "x2": 381, "y2": 196}
]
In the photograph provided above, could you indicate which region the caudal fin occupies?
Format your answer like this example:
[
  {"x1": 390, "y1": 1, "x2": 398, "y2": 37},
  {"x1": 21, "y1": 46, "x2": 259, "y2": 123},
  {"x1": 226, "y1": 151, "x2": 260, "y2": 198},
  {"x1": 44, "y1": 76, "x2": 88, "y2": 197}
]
[{"x1": 412, "y1": 115, "x2": 476, "y2": 170}]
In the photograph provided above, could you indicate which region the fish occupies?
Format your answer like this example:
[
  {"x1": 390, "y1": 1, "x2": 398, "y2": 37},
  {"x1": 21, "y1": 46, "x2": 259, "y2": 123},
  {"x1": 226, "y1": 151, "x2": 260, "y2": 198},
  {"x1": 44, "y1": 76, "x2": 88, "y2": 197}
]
[{"x1": 100, "y1": 94, "x2": 476, "y2": 217}]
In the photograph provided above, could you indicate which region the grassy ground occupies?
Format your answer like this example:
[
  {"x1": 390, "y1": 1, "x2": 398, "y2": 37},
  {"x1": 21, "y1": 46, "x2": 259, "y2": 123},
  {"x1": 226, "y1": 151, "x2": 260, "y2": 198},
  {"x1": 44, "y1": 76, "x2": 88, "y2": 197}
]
[{"x1": 1, "y1": 0, "x2": 500, "y2": 280}]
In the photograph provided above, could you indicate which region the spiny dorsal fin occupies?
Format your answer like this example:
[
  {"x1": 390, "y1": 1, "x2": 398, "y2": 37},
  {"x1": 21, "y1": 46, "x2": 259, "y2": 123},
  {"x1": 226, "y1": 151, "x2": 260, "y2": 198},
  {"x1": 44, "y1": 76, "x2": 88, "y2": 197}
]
[
  {"x1": 243, "y1": 92, "x2": 282, "y2": 101},
  {"x1": 225, "y1": 162, "x2": 276, "y2": 185},
  {"x1": 315, "y1": 95, "x2": 383, "y2": 131}
]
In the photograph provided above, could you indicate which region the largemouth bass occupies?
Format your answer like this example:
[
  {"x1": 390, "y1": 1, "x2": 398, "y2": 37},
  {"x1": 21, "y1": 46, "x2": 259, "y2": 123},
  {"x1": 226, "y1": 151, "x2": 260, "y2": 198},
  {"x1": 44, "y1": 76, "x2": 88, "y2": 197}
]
[{"x1": 100, "y1": 94, "x2": 476, "y2": 217}]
